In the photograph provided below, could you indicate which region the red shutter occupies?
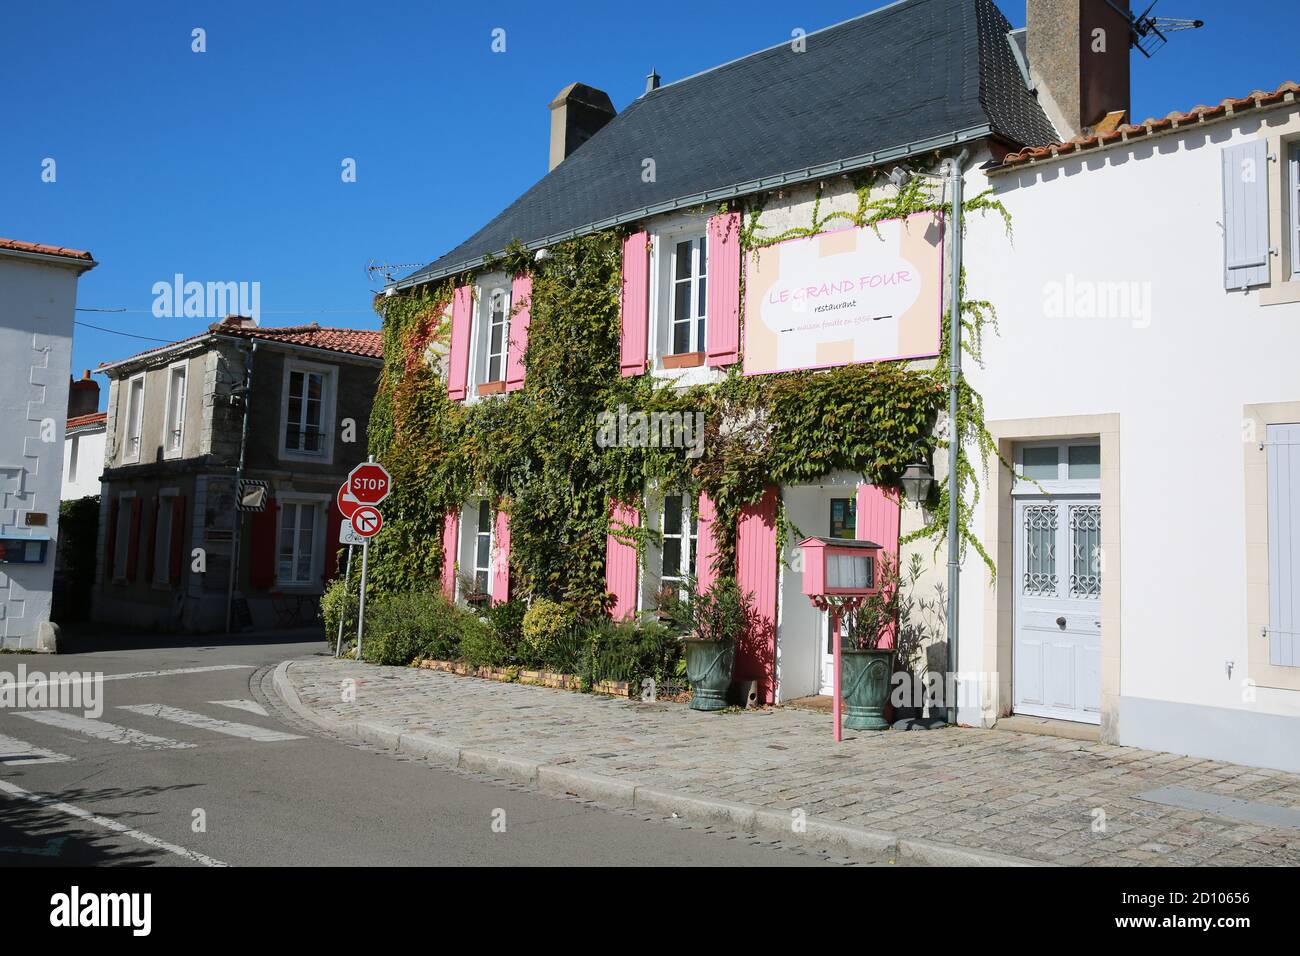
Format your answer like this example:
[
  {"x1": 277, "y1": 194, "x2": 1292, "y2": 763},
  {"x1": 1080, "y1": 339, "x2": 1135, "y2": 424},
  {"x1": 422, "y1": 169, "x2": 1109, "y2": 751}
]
[
  {"x1": 447, "y1": 285, "x2": 474, "y2": 400},
  {"x1": 695, "y1": 492, "x2": 718, "y2": 591},
  {"x1": 125, "y1": 497, "x2": 142, "y2": 582},
  {"x1": 619, "y1": 232, "x2": 650, "y2": 377},
  {"x1": 441, "y1": 510, "x2": 459, "y2": 600},
  {"x1": 249, "y1": 497, "x2": 279, "y2": 591},
  {"x1": 145, "y1": 495, "x2": 160, "y2": 583},
  {"x1": 169, "y1": 495, "x2": 186, "y2": 586},
  {"x1": 505, "y1": 274, "x2": 531, "y2": 392},
  {"x1": 857, "y1": 484, "x2": 901, "y2": 649},
  {"x1": 605, "y1": 502, "x2": 640, "y2": 619},
  {"x1": 105, "y1": 497, "x2": 119, "y2": 580},
  {"x1": 706, "y1": 211, "x2": 742, "y2": 367},
  {"x1": 323, "y1": 497, "x2": 342, "y2": 583},
  {"x1": 735, "y1": 486, "x2": 779, "y2": 703}
]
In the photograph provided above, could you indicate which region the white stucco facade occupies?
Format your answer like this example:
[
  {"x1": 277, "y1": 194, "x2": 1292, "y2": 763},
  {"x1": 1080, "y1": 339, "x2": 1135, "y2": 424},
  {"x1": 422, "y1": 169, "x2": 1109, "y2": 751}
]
[
  {"x1": 959, "y1": 100, "x2": 1300, "y2": 771},
  {"x1": 63, "y1": 424, "x2": 106, "y2": 501},
  {"x1": 0, "y1": 243, "x2": 96, "y2": 647}
]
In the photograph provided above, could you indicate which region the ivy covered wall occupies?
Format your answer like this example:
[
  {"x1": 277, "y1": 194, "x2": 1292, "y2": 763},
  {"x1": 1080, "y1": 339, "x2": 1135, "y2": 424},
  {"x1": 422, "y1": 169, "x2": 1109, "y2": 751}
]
[{"x1": 361, "y1": 168, "x2": 1010, "y2": 614}]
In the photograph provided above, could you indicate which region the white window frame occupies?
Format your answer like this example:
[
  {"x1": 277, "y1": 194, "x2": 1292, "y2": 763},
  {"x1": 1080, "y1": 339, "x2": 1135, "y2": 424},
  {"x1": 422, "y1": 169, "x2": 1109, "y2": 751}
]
[
  {"x1": 1290, "y1": 143, "x2": 1300, "y2": 280},
  {"x1": 667, "y1": 234, "x2": 707, "y2": 356},
  {"x1": 275, "y1": 494, "x2": 327, "y2": 589},
  {"x1": 647, "y1": 215, "x2": 722, "y2": 387},
  {"x1": 152, "y1": 489, "x2": 178, "y2": 588},
  {"x1": 640, "y1": 490, "x2": 697, "y2": 610},
  {"x1": 112, "y1": 491, "x2": 135, "y2": 582},
  {"x1": 472, "y1": 499, "x2": 494, "y2": 597},
  {"x1": 162, "y1": 360, "x2": 187, "y2": 459},
  {"x1": 278, "y1": 359, "x2": 336, "y2": 465},
  {"x1": 485, "y1": 286, "x2": 511, "y2": 384},
  {"x1": 1012, "y1": 439, "x2": 1102, "y2": 497},
  {"x1": 466, "y1": 275, "x2": 511, "y2": 400},
  {"x1": 455, "y1": 499, "x2": 494, "y2": 600},
  {"x1": 122, "y1": 373, "x2": 145, "y2": 464}
]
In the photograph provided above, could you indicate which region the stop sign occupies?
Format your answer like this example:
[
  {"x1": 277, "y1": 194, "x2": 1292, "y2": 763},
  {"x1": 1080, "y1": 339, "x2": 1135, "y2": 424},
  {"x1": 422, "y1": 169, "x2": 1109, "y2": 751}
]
[{"x1": 348, "y1": 462, "x2": 391, "y2": 505}]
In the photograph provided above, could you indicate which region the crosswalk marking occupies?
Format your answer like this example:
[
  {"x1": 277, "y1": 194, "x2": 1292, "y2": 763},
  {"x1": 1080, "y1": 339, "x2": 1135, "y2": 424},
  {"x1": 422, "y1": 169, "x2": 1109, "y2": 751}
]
[
  {"x1": 3, "y1": 664, "x2": 253, "y2": 691},
  {"x1": 119, "y1": 704, "x2": 303, "y2": 742},
  {"x1": 0, "y1": 732, "x2": 73, "y2": 766},
  {"x1": 209, "y1": 699, "x2": 269, "y2": 717},
  {"x1": 16, "y1": 711, "x2": 196, "y2": 751}
]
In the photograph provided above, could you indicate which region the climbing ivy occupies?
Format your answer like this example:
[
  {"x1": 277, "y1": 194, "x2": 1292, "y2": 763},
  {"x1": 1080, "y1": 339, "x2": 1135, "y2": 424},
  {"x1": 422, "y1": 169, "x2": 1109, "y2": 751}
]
[{"x1": 362, "y1": 168, "x2": 1010, "y2": 612}]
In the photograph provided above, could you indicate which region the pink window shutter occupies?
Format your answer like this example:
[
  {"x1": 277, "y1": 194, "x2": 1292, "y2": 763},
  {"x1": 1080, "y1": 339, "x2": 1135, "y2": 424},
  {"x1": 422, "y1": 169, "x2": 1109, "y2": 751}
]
[
  {"x1": 447, "y1": 285, "x2": 474, "y2": 400},
  {"x1": 605, "y1": 502, "x2": 640, "y2": 619},
  {"x1": 857, "y1": 483, "x2": 901, "y2": 649},
  {"x1": 695, "y1": 491, "x2": 719, "y2": 591},
  {"x1": 705, "y1": 211, "x2": 742, "y2": 367},
  {"x1": 441, "y1": 511, "x2": 459, "y2": 600},
  {"x1": 736, "y1": 486, "x2": 779, "y2": 703},
  {"x1": 505, "y1": 274, "x2": 531, "y2": 392},
  {"x1": 491, "y1": 510, "x2": 511, "y2": 602},
  {"x1": 619, "y1": 232, "x2": 650, "y2": 377}
]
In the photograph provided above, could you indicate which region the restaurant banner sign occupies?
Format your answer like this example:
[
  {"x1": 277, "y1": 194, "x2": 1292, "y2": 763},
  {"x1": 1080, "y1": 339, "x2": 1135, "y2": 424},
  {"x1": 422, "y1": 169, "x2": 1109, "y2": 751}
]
[{"x1": 742, "y1": 212, "x2": 943, "y2": 375}]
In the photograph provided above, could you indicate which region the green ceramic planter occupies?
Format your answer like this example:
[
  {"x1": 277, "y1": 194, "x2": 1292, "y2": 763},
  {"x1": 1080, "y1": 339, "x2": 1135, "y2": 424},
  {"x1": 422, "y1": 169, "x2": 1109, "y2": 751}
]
[
  {"x1": 685, "y1": 639, "x2": 735, "y2": 711},
  {"x1": 841, "y1": 648, "x2": 895, "y2": 730}
]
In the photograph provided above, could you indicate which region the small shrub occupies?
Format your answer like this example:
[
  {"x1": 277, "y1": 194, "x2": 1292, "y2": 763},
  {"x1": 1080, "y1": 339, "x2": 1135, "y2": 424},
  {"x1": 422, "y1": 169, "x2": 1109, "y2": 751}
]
[
  {"x1": 521, "y1": 598, "x2": 579, "y2": 664},
  {"x1": 459, "y1": 621, "x2": 511, "y2": 669},
  {"x1": 485, "y1": 599, "x2": 527, "y2": 657},
  {"x1": 320, "y1": 577, "x2": 358, "y2": 651},
  {"x1": 360, "y1": 592, "x2": 477, "y2": 666}
]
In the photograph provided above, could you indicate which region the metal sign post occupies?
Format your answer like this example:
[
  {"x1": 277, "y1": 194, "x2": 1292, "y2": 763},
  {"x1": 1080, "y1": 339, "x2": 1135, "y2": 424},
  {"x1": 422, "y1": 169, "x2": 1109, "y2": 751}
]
[
  {"x1": 334, "y1": 544, "x2": 354, "y2": 658},
  {"x1": 355, "y1": 539, "x2": 369, "y2": 661}
]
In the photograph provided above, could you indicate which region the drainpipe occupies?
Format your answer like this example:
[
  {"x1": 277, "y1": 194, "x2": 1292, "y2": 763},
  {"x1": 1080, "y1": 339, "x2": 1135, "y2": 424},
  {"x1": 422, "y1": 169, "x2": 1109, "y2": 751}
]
[
  {"x1": 224, "y1": 341, "x2": 257, "y2": 634},
  {"x1": 945, "y1": 149, "x2": 968, "y2": 726}
]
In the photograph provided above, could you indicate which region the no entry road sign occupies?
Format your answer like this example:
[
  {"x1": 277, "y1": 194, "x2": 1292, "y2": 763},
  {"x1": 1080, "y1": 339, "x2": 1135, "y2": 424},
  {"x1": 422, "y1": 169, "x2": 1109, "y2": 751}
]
[
  {"x1": 336, "y1": 485, "x2": 361, "y2": 521},
  {"x1": 351, "y1": 505, "x2": 383, "y2": 539},
  {"x1": 348, "y1": 462, "x2": 391, "y2": 506}
]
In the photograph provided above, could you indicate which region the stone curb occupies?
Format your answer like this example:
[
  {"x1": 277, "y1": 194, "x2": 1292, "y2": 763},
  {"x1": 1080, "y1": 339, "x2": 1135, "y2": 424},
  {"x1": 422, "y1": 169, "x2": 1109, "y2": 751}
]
[{"x1": 272, "y1": 659, "x2": 1051, "y2": 867}]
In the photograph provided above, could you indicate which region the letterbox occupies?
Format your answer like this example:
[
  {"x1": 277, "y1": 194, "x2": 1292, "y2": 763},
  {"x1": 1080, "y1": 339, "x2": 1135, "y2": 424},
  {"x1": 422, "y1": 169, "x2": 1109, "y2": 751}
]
[{"x1": 798, "y1": 536, "x2": 881, "y2": 598}]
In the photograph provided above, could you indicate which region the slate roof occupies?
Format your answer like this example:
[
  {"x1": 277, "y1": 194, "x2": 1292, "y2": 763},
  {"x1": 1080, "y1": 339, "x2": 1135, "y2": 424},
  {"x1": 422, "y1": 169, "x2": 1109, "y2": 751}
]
[
  {"x1": 997, "y1": 80, "x2": 1300, "y2": 171},
  {"x1": 399, "y1": 0, "x2": 1054, "y2": 288}
]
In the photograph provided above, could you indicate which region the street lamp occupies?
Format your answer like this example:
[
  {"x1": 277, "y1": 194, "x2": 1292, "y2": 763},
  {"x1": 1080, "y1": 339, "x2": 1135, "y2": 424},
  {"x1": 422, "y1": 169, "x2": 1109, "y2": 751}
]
[{"x1": 899, "y1": 462, "x2": 935, "y2": 504}]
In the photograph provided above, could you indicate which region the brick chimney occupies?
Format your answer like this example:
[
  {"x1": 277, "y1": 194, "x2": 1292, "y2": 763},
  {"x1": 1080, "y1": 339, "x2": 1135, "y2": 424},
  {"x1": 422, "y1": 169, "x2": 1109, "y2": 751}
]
[
  {"x1": 548, "y1": 83, "x2": 615, "y2": 170},
  {"x1": 67, "y1": 369, "x2": 99, "y2": 418},
  {"x1": 1027, "y1": 0, "x2": 1132, "y2": 140}
]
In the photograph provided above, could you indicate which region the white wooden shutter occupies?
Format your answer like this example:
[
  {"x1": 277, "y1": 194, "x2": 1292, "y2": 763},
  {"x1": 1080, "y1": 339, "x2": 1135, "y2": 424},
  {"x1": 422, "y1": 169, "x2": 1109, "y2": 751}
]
[
  {"x1": 1267, "y1": 423, "x2": 1300, "y2": 667},
  {"x1": 1222, "y1": 139, "x2": 1270, "y2": 290}
]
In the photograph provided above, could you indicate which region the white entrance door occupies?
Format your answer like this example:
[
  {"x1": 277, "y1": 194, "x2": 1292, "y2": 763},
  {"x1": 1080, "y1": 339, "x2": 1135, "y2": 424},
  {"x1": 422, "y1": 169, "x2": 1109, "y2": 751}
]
[{"x1": 1013, "y1": 495, "x2": 1102, "y2": 724}]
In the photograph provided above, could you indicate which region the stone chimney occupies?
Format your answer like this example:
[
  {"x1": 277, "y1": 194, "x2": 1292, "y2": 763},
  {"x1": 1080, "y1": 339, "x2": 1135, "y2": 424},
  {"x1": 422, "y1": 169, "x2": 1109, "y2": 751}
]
[
  {"x1": 67, "y1": 369, "x2": 99, "y2": 418},
  {"x1": 1027, "y1": 0, "x2": 1132, "y2": 140},
  {"x1": 548, "y1": 83, "x2": 616, "y2": 170}
]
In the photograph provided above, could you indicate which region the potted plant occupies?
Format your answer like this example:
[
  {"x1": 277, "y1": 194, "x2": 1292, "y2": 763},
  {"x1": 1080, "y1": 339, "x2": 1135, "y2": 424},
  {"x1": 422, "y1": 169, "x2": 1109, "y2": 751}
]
[
  {"x1": 665, "y1": 577, "x2": 752, "y2": 711},
  {"x1": 839, "y1": 554, "x2": 902, "y2": 730}
]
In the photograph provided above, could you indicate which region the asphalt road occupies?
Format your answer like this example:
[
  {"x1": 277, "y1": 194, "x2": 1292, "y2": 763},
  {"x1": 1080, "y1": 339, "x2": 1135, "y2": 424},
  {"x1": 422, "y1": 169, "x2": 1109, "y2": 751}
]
[{"x1": 0, "y1": 630, "x2": 865, "y2": 867}]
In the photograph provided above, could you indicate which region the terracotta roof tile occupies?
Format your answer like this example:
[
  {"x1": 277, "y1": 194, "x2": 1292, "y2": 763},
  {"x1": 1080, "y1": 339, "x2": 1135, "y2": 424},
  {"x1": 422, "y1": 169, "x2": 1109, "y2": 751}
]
[
  {"x1": 0, "y1": 237, "x2": 95, "y2": 261},
  {"x1": 998, "y1": 80, "x2": 1300, "y2": 170},
  {"x1": 66, "y1": 411, "x2": 107, "y2": 432},
  {"x1": 98, "y1": 319, "x2": 383, "y2": 371}
]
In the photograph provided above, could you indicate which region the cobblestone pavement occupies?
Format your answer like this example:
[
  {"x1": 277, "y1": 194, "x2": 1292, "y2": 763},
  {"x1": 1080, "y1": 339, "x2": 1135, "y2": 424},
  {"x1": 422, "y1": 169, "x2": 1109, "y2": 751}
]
[{"x1": 286, "y1": 658, "x2": 1300, "y2": 866}]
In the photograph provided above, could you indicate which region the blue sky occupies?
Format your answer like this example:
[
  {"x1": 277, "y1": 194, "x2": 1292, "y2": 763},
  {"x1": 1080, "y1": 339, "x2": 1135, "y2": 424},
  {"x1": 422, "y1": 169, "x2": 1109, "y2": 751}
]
[{"x1": 1, "y1": 0, "x2": 1294, "y2": 405}]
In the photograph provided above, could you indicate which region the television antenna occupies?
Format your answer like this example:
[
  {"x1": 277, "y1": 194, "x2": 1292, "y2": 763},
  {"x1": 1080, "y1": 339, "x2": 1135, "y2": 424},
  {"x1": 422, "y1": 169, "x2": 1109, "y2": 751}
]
[
  {"x1": 365, "y1": 259, "x2": 425, "y2": 284},
  {"x1": 1107, "y1": 1, "x2": 1204, "y2": 58}
]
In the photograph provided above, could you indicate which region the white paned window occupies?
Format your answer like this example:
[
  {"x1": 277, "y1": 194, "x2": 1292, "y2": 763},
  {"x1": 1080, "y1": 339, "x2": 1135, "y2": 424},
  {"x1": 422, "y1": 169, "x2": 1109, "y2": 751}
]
[
  {"x1": 1291, "y1": 143, "x2": 1300, "y2": 279},
  {"x1": 281, "y1": 361, "x2": 334, "y2": 460},
  {"x1": 670, "y1": 236, "x2": 707, "y2": 355},
  {"x1": 123, "y1": 374, "x2": 145, "y2": 463},
  {"x1": 163, "y1": 363, "x2": 187, "y2": 456},
  {"x1": 277, "y1": 501, "x2": 319, "y2": 586},
  {"x1": 660, "y1": 493, "x2": 697, "y2": 593},
  {"x1": 486, "y1": 288, "x2": 510, "y2": 383},
  {"x1": 473, "y1": 500, "x2": 493, "y2": 595},
  {"x1": 153, "y1": 494, "x2": 175, "y2": 586}
]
